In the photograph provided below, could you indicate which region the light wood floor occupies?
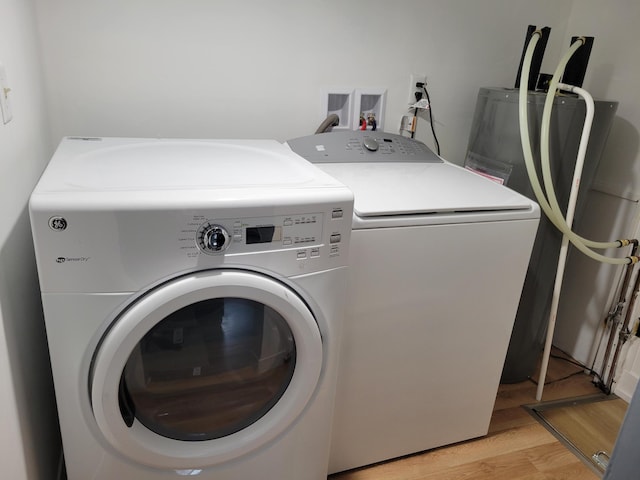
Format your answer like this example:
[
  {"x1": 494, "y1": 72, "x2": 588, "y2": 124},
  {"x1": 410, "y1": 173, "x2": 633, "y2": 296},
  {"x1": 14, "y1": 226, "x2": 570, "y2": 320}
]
[{"x1": 330, "y1": 350, "x2": 607, "y2": 480}]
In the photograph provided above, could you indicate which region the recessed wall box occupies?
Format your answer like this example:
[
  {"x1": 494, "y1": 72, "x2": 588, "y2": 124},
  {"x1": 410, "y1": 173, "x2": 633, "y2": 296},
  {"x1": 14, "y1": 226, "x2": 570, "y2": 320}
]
[
  {"x1": 321, "y1": 89, "x2": 354, "y2": 130},
  {"x1": 353, "y1": 88, "x2": 386, "y2": 131}
]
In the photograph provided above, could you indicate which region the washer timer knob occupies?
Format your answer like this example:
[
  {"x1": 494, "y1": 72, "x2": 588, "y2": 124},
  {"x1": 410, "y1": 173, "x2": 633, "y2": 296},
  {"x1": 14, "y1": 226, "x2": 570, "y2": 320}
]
[
  {"x1": 197, "y1": 224, "x2": 230, "y2": 254},
  {"x1": 363, "y1": 137, "x2": 379, "y2": 152}
]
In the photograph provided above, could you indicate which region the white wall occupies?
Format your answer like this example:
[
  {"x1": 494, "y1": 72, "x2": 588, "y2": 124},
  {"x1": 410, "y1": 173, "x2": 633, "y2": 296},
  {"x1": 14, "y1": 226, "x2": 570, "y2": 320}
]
[
  {"x1": 0, "y1": 0, "x2": 60, "y2": 479},
  {"x1": 553, "y1": 1, "x2": 640, "y2": 397},
  {"x1": 34, "y1": 0, "x2": 572, "y2": 165}
]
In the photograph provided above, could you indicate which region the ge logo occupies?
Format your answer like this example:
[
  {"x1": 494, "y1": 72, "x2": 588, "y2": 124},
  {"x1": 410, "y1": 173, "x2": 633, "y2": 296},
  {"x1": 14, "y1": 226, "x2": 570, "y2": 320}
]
[{"x1": 49, "y1": 217, "x2": 68, "y2": 231}]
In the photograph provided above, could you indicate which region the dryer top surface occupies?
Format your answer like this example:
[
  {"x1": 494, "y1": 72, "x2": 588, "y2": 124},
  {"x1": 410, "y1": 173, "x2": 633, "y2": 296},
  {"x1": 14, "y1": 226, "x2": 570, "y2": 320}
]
[{"x1": 33, "y1": 137, "x2": 345, "y2": 197}]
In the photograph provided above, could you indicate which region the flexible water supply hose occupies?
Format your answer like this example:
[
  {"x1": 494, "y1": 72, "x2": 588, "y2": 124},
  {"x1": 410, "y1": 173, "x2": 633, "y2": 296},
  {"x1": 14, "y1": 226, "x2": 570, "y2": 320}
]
[
  {"x1": 540, "y1": 43, "x2": 622, "y2": 250},
  {"x1": 518, "y1": 32, "x2": 638, "y2": 265}
]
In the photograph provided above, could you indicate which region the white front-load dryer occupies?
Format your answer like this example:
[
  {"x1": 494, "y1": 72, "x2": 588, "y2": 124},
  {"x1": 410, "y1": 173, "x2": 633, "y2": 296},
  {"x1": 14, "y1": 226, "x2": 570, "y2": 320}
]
[{"x1": 29, "y1": 137, "x2": 353, "y2": 479}]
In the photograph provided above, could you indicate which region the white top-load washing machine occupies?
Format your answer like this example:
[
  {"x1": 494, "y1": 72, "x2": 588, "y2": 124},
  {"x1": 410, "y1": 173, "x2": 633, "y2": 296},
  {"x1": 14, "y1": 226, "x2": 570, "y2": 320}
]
[
  {"x1": 29, "y1": 137, "x2": 353, "y2": 480},
  {"x1": 287, "y1": 131, "x2": 540, "y2": 474}
]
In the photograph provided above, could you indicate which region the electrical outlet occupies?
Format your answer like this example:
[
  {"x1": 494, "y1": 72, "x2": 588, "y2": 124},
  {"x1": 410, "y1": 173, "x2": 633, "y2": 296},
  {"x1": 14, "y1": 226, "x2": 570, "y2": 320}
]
[
  {"x1": 408, "y1": 74, "x2": 426, "y2": 106},
  {"x1": 0, "y1": 63, "x2": 13, "y2": 124}
]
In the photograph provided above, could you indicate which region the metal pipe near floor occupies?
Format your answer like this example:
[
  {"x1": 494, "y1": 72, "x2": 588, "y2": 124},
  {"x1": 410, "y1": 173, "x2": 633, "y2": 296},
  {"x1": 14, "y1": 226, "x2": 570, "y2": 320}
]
[
  {"x1": 598, "y1": 241, "x2": 639, "y2": 389},
  {"x1": 605, "y1": 263, "x2": 640, "y2": 392}
]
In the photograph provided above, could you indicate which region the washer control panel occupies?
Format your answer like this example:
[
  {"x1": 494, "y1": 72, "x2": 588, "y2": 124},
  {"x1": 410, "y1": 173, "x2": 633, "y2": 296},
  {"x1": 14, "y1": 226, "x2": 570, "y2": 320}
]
[
  {"x1": 287, "y1": 130, "x2": 443, "y2": 164},
  {"x1": 188, "y1": 213, "x2": 329, "y2": 256}
]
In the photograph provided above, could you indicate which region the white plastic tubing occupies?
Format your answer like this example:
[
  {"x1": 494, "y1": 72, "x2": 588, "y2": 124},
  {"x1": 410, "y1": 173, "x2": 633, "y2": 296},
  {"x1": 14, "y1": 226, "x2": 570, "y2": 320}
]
[
  {"x1": 518, "y1": 32, "x2": 637, "y2": 265},
  {"x1": 519, "y1": 32, "x2": 638, "y2": 400}
]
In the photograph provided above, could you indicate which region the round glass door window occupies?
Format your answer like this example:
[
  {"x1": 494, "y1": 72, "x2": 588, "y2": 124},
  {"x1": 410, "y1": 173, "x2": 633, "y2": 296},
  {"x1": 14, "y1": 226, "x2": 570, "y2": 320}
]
[{"x1": 119, "y1": 297, "x2": 296, "y2": 441}]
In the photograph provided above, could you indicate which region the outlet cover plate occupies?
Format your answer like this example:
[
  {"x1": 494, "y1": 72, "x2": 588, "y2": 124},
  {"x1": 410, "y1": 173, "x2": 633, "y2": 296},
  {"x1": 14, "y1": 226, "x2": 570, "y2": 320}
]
[{"x1": 408, "y1": 74, "x2": 427, "y2": 106}]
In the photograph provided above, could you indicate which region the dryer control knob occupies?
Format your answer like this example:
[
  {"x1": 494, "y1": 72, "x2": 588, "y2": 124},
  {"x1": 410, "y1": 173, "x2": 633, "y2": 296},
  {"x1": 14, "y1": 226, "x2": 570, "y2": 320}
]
[{"x1": 199, "y1": 224, "x2": 230, "y2": 254}]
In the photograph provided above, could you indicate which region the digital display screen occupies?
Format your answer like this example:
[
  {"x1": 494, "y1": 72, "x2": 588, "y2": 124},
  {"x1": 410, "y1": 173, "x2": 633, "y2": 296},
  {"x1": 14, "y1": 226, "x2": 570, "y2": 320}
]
[{"x1": 246, "y1": 226, "x2": 278, "y2": 244}]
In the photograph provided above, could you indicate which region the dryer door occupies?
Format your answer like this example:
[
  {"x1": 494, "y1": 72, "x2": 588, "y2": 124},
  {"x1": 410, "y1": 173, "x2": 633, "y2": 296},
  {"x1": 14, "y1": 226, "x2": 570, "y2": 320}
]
[{"x1": 90, "y1": 270, "x2": 322, "y2": 469}]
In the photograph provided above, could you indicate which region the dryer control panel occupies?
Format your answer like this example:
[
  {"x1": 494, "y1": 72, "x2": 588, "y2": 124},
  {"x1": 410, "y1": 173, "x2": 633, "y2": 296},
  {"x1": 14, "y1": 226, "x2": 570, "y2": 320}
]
[{"x1": 188, "y1": 213, "x2": 327, "y2": 256}]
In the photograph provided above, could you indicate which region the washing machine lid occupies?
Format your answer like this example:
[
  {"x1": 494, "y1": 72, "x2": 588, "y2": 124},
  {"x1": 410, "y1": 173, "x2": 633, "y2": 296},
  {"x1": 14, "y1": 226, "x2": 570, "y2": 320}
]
[
  {"x1": 33, "y1": 137, "x2": 346, "y2": 200},
  {"x1": 316, "y1": 161, "x2": 538, "y2": 223}
]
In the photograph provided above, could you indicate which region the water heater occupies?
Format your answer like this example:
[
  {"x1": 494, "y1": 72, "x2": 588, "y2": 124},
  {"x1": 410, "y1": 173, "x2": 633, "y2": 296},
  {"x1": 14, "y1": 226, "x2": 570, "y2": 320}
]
[{"x1": 465, "y1": 86, "x2": 618, "y2": 382}]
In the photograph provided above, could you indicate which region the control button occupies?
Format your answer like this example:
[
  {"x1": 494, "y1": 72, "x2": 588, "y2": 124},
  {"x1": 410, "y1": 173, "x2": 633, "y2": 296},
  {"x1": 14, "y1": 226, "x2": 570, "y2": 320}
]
[
  {"x1": 332, "y1": 208, "x2": 344, "y2": 219},
  {"x1": 310, "y1": 248, "x2": 320, "y2": 258},
  {"x1": 330, "y1": 245, "x2": 339, "y2": 256},
  {"x1": 330, "y1": 234, "x2": 341, "y2": 244},
  {"x1": 233, "y1": 234, "x2": 242, "y2": 241},
  {"x1": 284, "y1": 218, "x2": 293, "y2": 226},
  {"x1": 297, "y1": 251, "x2": 307, "y2": 259}
]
